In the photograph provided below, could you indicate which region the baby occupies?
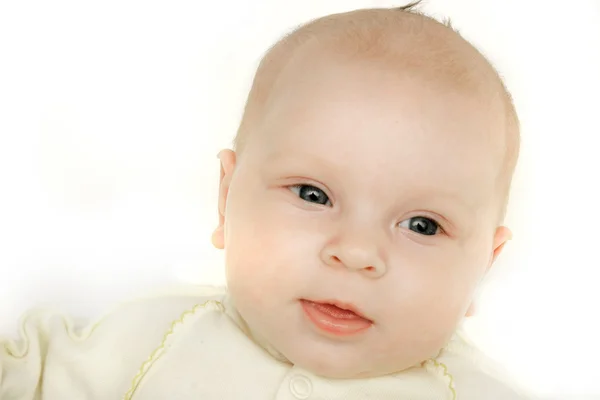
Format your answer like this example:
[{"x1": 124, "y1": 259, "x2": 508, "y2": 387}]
[{"x1": 1, "y1": 4, "x2": 532, "y2": 400}]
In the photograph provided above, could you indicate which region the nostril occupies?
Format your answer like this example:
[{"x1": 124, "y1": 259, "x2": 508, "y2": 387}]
[{"x1": 365, "y1": 266, "x2": 375, "y2": 272}]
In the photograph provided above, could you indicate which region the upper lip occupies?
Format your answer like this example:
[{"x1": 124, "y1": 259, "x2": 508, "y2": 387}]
[{"x1": 303, "y1": 299, "x2": 373, "y2": 322}]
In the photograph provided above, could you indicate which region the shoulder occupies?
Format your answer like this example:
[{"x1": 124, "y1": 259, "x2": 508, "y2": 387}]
[
  {"x1": 97, "y1": 284, "x2": 227, "y2": 324},
  {"x1": 1, "y1": 285, "x2": 229, "y2": 399},
  {"x1": 82, "y1": 285, "x2": 229, "y2": 395},
  {"x1": 54, "y1": 285, "x2": 227, "y2": 396},
  {"x1": 83, "y1": 285, "x2": 228, "y2": 350},
  {"x1": 436, "y1": 332, "x2": 537, "y2": 400}
]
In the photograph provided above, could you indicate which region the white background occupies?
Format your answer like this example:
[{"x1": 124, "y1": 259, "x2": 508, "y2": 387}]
[{"x1": 1, "y1": 1, "x2": 599, "y2": 398}]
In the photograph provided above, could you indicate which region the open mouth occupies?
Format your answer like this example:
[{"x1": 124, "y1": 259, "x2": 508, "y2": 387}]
[{"x1": 300, "y1": 299, "x2": 373, "y2": 336}]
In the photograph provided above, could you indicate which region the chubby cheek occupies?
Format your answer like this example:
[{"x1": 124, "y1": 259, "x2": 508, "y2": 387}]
[
  {"x1": 224, "y1": 193, "x2": 317, "y2": 307},
  {"x1": 381, "y1": 256, "x2": 481, "y2": 347},
  {"x1": 376, "y1": 290, "x2": 467, "y2": 364}
]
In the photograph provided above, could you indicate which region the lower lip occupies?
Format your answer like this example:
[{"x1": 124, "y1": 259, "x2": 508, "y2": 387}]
[{"x1": 300, "y1": 300, "x2": 373, "y2": 336}]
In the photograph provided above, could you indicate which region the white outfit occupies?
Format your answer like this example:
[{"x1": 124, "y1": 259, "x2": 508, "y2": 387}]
[{"x1": 0, "y1": 286, "x2": 534, "y2": 399}]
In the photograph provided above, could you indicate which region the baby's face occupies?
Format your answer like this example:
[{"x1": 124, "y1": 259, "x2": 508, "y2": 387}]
[{"x1": 215, "y1": 55, "x2": 510, "y2": 378}]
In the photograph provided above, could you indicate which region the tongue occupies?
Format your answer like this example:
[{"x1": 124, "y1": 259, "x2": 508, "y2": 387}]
[{"x1": 311, "y1": 302, "x2": 366, "y2": 320}]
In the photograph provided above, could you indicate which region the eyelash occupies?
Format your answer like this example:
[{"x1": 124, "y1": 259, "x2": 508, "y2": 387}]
[{"x1": 287, "y1": 184, "x2": 445, "y2": 235}]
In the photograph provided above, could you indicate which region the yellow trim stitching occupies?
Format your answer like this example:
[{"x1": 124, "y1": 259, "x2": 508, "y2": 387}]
[
  {"x1": 422, "y1": 358, "x2": 457, "y2": 400},
  {"x1": 122, "y1": 300, "x2": 224, "y2": 400}
]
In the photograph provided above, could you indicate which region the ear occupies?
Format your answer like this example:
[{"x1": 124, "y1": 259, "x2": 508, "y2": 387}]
[
  {"x1": 487, "y1": 225, "x2": 513, "y2": 270},
  {"x1": 211, "y1": 149, "x2": 237, "y2": 250},
  {"x1": 465, "y1": 225, "x2": 513, "y2": 317}
]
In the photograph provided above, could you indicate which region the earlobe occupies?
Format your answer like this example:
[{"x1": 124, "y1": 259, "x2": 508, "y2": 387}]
[
  {"x1": 211, "y1": 149, "x2": 237, "y2": 250},
  {"x1": 465, "y1": 302, "x2": 476, "y2": 317},
  {"x1": 211, "y1": 225, "x2": 225, "y2": 250},
  {"x1": 488, "y1": 226, "x2": 513, "y2": 270},
  {"x1": 466, "y1": 226, "x2": 513, "y2": 317}
]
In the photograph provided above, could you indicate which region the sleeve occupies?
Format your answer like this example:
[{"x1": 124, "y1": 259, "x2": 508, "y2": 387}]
[{"x1": 0, "y1": 291, "x2": 219, "y2": 400}]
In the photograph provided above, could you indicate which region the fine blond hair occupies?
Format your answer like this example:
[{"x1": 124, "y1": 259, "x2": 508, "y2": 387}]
[{"x1": 232, "y1": 1, "x2": 520, "y2": 224}]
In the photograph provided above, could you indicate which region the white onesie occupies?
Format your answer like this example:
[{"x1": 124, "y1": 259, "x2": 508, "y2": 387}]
[{"x1": 0, "y1": 286, "x2": 534, "y2": 399}]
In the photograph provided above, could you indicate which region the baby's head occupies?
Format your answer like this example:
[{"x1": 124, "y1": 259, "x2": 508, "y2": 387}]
[{"x1": 212, "y1": 4, "x2": 520, "y2": 379}]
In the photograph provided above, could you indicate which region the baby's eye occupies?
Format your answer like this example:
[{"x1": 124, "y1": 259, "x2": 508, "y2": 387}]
[
  {"x1": 289, "y1": 184, "x2": 331, "y2": 206},
  {"x1": 399, "y1": 216, "x2": 440, "y2": 236}
]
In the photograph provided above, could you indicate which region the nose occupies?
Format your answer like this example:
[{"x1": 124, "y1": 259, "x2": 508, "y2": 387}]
[{"x1": 320, "y1": 225, "x2": 387, "y2": 278}]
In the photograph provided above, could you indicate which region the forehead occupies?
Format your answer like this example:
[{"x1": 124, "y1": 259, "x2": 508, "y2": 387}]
[{"x1": 252, "y1": 58, "x2": 502, "y2": 204}]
